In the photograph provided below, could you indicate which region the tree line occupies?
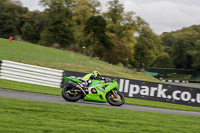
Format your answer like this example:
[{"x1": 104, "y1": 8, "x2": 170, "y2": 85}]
[
  {"x1": 161, "y1": 25, "x2": 200, "y2": 70},
  {"x1": 0, "y1": 0, "x2": 200, "y2": 70}
]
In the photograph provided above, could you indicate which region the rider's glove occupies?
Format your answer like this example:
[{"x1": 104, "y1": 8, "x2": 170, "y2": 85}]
[
  {"x1": 101, "y1": 77, "x2": 105, "y2": 80},
  {"x1": 80, "y1": 82, "x2": 88, "y2": 88},
  {"x1": 79, "y1": 83, "x2": 84, "y2": 88},
  {"x1": 105, "y1": 77, "x2": 111, "y2": 82}
]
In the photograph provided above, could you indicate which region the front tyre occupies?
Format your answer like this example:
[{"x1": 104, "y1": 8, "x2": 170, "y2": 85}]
[
  {"x1": 106, "y1": 91, "x2": 125, "y2": 106},
  {"x1": 62, "y1": 86, "x2": 81, "y2": 102}
]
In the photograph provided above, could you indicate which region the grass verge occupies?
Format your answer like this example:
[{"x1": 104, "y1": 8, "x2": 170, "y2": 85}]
[
  {"x1": 1, "y1": 78, "x2": 199, "y2": 112},
  {"x1": 0, "y1": 38, "x2": 160, "y2": 82},
  {"x1": 0, "y1": 97, "x2": 200, "y2": 133}
]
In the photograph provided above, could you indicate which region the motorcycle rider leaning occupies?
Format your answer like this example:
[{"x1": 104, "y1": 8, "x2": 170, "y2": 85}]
[{"x1": 78, "y1": 71, "x2": 109, "y2": 88}]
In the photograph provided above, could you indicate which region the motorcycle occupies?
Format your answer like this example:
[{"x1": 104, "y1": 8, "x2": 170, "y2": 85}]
[{"x1": 62, "y1": 77, "x2": 125, "y2": 106}]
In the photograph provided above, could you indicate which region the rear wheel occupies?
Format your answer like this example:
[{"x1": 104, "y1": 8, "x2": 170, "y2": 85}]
[
  {"x1": 106, "y1": 91, "x2": 125, "y2": 106},
  {"x1": 62, "y1": 86, "x2": 82, "y2": 102}
]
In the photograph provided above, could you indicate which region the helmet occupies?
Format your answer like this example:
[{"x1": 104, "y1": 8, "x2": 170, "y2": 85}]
[{"x1": 92, "y1": 71, "x2": 101, "y2": 76}]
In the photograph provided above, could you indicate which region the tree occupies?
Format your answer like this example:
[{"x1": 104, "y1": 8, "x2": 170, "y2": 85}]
[
  {"x1": 72, "y1": 0, "x2": 100, "y2": 46},
  {"x1": 192, "y1": 40, "x2": 200, "y2": 70},
  {"x1": 105, "y1": 0, "x2": 124, "y2": 25},
  {"x1": 84, "y1": 15, "x2": 113, "y2": 59},
  {"x1": 161, "y1": 25, "x2": 200, "y2": 70},
  {"x1": 27, "y1": 11, "x2": 47, "y2": 43},
  {"x1": 134, "y1": 27, "x2": 162, "y2": 68},
  {"x1": 0, "y1": 0, "x2": 7, "y2": 12},
  {"x1": 103, "y1": 33, "x2": 132, "y2": 64},
  {"x1": 172, "y1": 31, "x2": 200, "y2": 69},
  {"x1": 0, "y1": 0, "x2": 28, "y2": 38},
  {"x1": 132, "y1": 16, "x2": 166, "y2": 68},
  {"x1": 103, "y1": 0, "x2": 137, "y2": 65},
  {"x1": 121, "y1": 11, "x2": 137, "y2": 58},
  {"x1": 21, "y1": 22, "x2": 36, "y2": 42},
  {"x1": 104, "y1": 0, "x2": 124, "y2": 37},
  {"x1": 39, "y1": 0, "x2": 75, "y2": 48},
  {"x1": 4, "y1": 0, "x2": 28, "y2": 34},
  {"x1": 153, "y1": 52, "x2": 173, "y2": 68},
  {"x1": 0, "y1": 13, "x2": 16, "y2": 38},
  {"x1": 161, "y1": 32, "x2": 174, "y2": 55}
]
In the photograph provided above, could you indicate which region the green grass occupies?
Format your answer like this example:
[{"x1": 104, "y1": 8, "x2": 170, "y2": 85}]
[
  {"x1": 0, "y1": 38, "x2": 160, "y2": 82},
  {"x1": 1, "y1": 78, "x2": 200, "y2": 112},
  {"x1": 0, "y1": 78, "x2": 60, "y2": 96},
  {"x1": 0, "y1": 97, "x2": 200, "y2": 133}
]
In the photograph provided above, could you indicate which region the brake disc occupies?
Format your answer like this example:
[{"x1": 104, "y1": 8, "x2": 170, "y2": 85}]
[{"x1": 113, "y1": 94, "x2": 121, "y2": 102}]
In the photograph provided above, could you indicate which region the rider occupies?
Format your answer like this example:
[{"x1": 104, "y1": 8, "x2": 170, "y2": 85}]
[
  {"x1": 78, "y1": 71, "x2": 108, "y2": 88},
  {"x1": 83, "y1": 71, "x2": 101, "y2": 80}
]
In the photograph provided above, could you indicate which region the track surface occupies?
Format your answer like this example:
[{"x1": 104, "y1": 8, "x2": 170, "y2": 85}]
[{"x1": 0, "y1": 88, "x2": 200, "y2": 116}]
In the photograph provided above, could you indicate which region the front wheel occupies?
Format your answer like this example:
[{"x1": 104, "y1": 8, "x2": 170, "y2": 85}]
[
  {"x1": 106, "y1": 91, "x2": 125, "y2": 106},
  {"x1": 62, "y1": 86, "x2": 82, "y2": 102}
]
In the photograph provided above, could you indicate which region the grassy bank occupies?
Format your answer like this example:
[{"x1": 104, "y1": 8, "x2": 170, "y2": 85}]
[
  {"x1": 0, "y1": 38, "x2": 159, "y2": 82},
  {"x1": 1, "y1": 78, "x2": 199, "y2": 112},
  {"x1": 0, "y1": 97, "x2": 200, "y2": 133}
]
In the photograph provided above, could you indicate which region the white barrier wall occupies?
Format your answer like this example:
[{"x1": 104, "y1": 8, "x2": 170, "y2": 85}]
[{"x1": 0, "y1": 60, "x2": 63, "y2": 88}]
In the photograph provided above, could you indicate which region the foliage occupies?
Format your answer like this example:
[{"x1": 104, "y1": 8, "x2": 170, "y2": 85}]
[
  {"x1": 172, "y1": 32, "x2": 199, "y2": 68},
  {"x1": 0, "y1": 13, "x2": 17, "y2": 38},
  {"x1": 134, "y1": 26, "x2": 163, "y2": 68},
  {"x1": 103, "y1": 33, "x2": 132, "y2": 64},
  {"x1": 39, "y1": 0, "x2": 75, "y2": 48},
  {"x1": 192, "y1": 40, "x2": 200, "y2": 70},
  {"x1": 0, "y1": 0, "x2": 160, "y2": 68},
  {"x1": 21, "y1": 11, "x2": 47, "y2": 43},
  {"x1": 161, "y1": 32, "x2": 174, "y2": 55},
  {"x1": 153, "y1": 52, "x2": 173, "y2": 68},
  {"x1": 3, "y1": 0, "x2": 200, "y2": 70},
  {"x1": 21, "y1": 22, "x2": 36, "y2": 42},
  {"x1": 0, "y1": 0, "x2": 28, "y2": 38},
  {"x1": 72, "y1": 0, "x2": 100, "y2": 46},
  {"x1": 104, "y1": 0, "x2": 124, "y2": 37},
  {"x1": 84, "y1": 15, "x2": 113, "y2": 59},
  {"x1": 161, "y1": 25, "x2": 200, "y2": 70},
  {"x1": 103, "y1": 0, "x2": 136, "y2": 64}
]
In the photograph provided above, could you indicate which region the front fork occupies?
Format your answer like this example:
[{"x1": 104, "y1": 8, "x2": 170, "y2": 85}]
[
  {"x1": 111, "y1": 90, "x2": 121, "y2": 102},
  {"x1": 112, "y1": 90, "x2": 116, "y2": 94}
]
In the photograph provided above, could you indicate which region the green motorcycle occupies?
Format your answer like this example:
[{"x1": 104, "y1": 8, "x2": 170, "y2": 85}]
[{"x1": 62, "y1": 77, "x2": 125, "y2": 106}]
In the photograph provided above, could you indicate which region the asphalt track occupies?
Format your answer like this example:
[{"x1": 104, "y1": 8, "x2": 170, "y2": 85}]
[{"x1": 0, "y1": 88, "x2": 200, "y2": 117}]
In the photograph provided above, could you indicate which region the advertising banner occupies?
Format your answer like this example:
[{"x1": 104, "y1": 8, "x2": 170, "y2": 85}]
[{"x1": 63, "y1": 70, "x2": 200, "y2": 107}]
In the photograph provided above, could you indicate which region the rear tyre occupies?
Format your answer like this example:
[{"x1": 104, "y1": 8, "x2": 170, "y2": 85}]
[
  {"x1": 106, "y1": 91, "x2": 125, "y2": 106},
  {"x1": 62, "y1": 86, "x2": 81, "y2": 102}
]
